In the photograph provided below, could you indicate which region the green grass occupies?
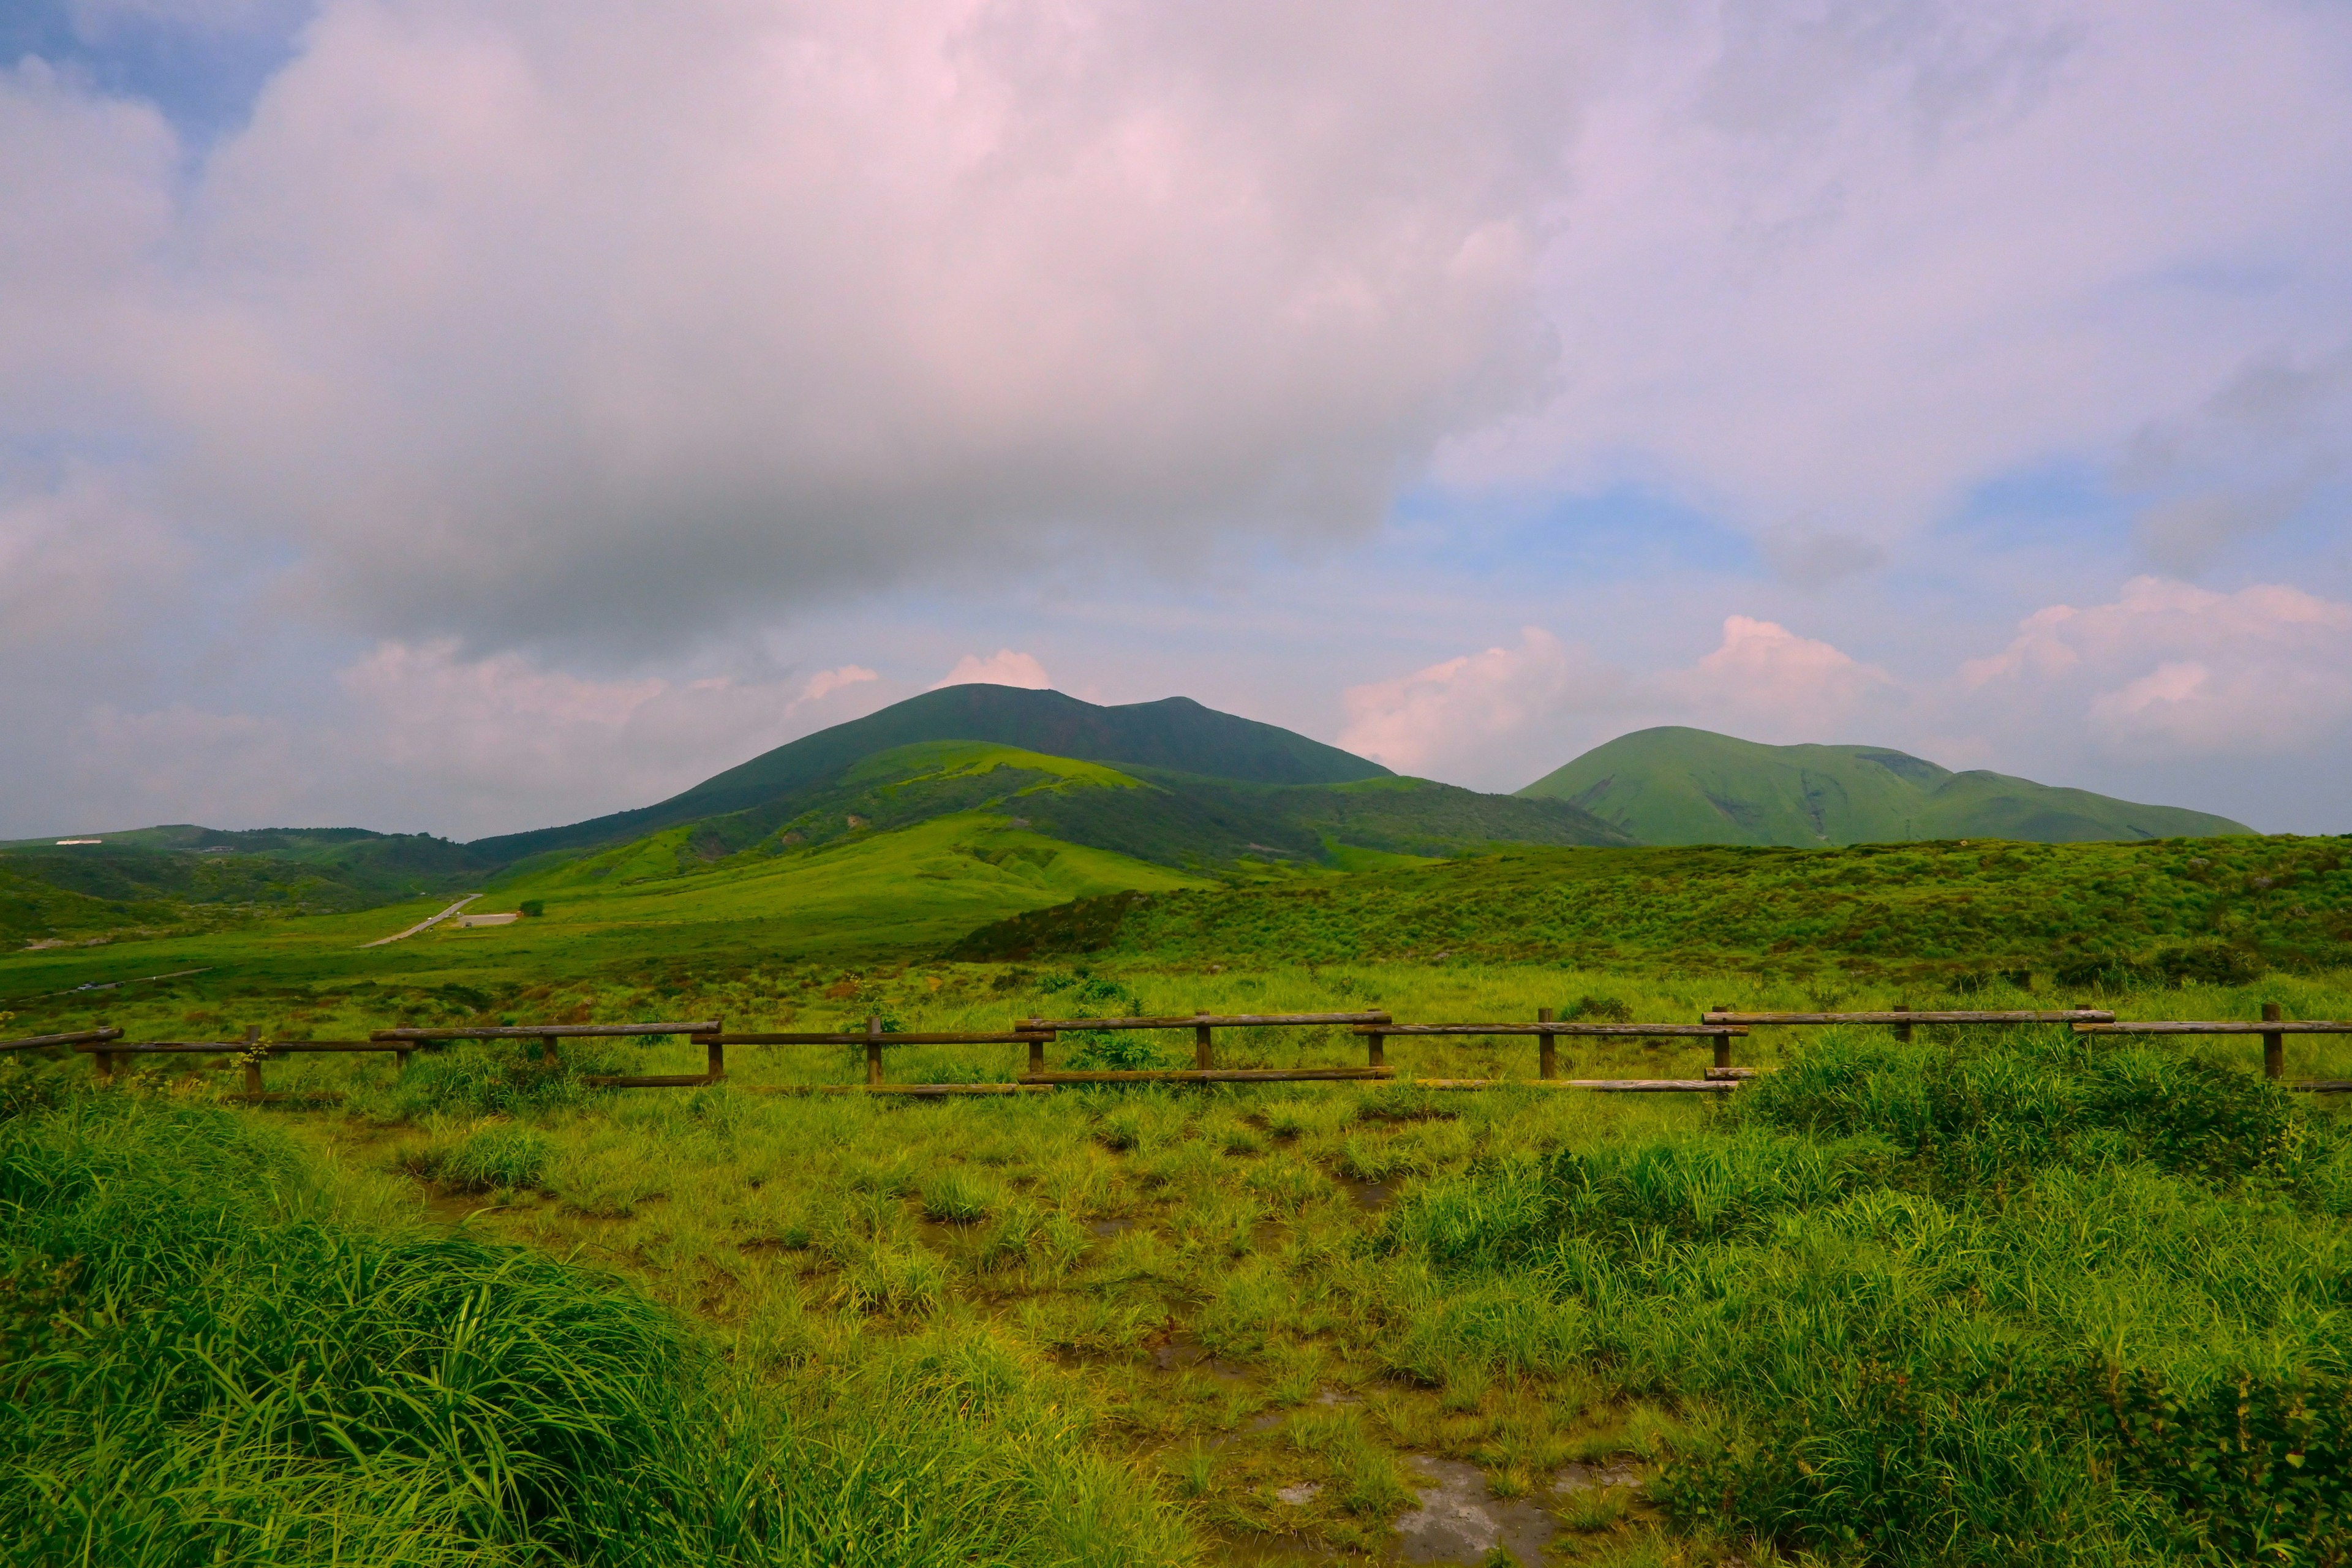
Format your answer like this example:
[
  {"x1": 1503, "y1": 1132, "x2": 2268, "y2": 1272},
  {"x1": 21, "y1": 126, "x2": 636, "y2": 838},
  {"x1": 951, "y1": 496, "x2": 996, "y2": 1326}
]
[
  {"x1": 9, "y1": 835, "x2": 2352, "y2": 1564},
  {"x1": 1519, "y1": 725, "x2": 2255, "y2": 845},
  {"x1": 952, "y1": 835, "x2": 2352, "y2": 977}
]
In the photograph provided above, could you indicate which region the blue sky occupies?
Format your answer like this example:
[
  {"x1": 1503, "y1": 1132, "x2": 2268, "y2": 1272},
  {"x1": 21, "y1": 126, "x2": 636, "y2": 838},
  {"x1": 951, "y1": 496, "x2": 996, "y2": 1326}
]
[{"x1": 2, "y1": 0, "x2": 2348, "y2": 839}]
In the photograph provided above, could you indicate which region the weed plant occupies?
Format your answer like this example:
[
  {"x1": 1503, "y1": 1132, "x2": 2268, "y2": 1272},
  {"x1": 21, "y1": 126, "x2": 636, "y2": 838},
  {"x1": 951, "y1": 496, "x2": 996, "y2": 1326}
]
[{"x1": 0, "y1": 1083, "x2": 1190, "y2": 1566}]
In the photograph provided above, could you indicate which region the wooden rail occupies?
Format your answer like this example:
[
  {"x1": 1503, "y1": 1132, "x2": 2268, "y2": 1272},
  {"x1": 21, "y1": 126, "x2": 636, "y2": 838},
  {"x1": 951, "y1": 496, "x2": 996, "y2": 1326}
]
[
  {"x1": 74, "y1": 1027, "x2": 424, "y2": 1099},
  {"x1": 1361, "y1": 1015, "x2": 1747, "y2": 1078},
  {"x1": 61, "y1": 999, "x2": 2351, "y2": 1103},
  {"x1": 695, "y1": 1019, "x2": 1052, "y2": 1091},
  {"x1": 2075, "y1": 1003, "x2": 2352, "y2": 1084},
  {"x1": 2, "y1": 1027, "x2": 121, "y2": 1052},
  {"x1": 1014, "y1": 1010, "x2": 1392, "y2": 1084},
  {"x1": 371, "y1": 1021, "x2": 722, "y2": 1088}
]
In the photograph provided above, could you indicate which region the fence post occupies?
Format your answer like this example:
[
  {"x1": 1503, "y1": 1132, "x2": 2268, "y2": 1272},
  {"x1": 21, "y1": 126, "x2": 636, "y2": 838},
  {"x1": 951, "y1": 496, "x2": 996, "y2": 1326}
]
[
  {"x1": 1028, "y1": 1029, "x2": 1047, "y2": 1076},
  {"x1": 1537, "y1": 1007, "x2": 1556, "y2": 1080},
  {"x1": 240, "y1": 1027, "x2": 263, "y2": 1098},
  {"x1": 1714, "y1": 1027, "x2": 1732, "y2": 1074},
  {"x1": 1893, "y1": 1002, "x2": 1912, "y2": 1044},
  {"x1": 706, "y1": 1017, "x2": 726, "y2": 1085},
  {"x1": 865, "y1": 1015, "x2": 884, "y2": 1087},
  {"x1": 1366, "y1": 1028, "x2": 1385, "y2": 1069},
  {"x1": 2264, "y1": 1001, "x2": 2284, "y2": 1081},
  {"x1": 395, "y1": 1048, "x2": 411, "y2": 1076},
  {"x1": 1195, "y1": 1018, "x2": 1214, "y2": 1071}
]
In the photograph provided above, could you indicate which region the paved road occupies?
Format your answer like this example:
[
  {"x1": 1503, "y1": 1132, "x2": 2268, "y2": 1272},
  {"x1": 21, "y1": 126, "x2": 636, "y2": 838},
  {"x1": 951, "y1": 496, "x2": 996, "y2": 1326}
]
[{"x1": 360, "y1": 894, "x2": 481, "y2": 949}]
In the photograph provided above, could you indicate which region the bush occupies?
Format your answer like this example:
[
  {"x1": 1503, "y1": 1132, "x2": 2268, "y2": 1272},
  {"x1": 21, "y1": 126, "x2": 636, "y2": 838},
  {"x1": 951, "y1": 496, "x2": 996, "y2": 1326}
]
[
  {"x1": 386, "y1": 1039, "x2": 633, "y2": 1117},
  {"x1": 402, "y1": 1121, "x2": 551, "y2": 1191},
  {"x1": 0, "y1": 1092, "x2": 1196, "y2": 1566},
  {"x1": 518, "y1": 899, "x2": 545, "y2": 918}
]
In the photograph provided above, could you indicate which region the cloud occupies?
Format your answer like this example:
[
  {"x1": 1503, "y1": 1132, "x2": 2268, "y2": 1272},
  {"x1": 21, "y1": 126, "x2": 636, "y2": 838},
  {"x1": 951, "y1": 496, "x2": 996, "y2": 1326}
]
[
  {"x1": 1756, "y1": 527, "x2": 1888, "y2": 587},
  {"x1": 1664, "y1": 615, "x2": 1905, "y2": 742},
  {"x1": 935, "y1": 650, "x2": 1051, "y2": 691},
  {"x1": 792, "y1": 665, "x2": 878, "y2": 710},
  {"x1": 2, "y1": 0, "x2": 1608, "y2": 653},
  {"x1": 1340, "y1": 628, "x2": 1614, "y2": 778},
  {"x1": 1341, "y1": 615, "x2": 1899, "y2": 786},
  {"x1": 1961, "y1": 576, "x2": 2352, "y2": 756},
  {"x1": 1456, "y1": 0, "x2": 2352, "y2": 563}
]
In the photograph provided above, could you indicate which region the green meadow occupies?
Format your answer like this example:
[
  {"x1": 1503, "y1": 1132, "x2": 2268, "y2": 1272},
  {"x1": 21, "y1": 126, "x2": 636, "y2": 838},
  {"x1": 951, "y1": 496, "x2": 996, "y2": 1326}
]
[{"x1": 7, "y1": 834, "x2": 2352, "y2": 1565}]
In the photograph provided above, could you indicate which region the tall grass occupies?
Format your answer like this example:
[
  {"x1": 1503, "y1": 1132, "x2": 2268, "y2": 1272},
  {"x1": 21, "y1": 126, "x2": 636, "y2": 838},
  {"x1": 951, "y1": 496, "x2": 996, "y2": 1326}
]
[
  {"x1": 1382, "y1": 1024, "x2": 2352, "y2": 1563},
  {"x1": 0, "y1": 1084, "x2": 1193, "y2": 1566}
]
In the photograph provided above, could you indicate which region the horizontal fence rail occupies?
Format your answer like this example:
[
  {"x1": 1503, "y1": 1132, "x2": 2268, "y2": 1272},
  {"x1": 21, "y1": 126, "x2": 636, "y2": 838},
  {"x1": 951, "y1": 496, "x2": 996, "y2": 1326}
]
[
  {"x1": 3, "y1": 1027, "x2": 121, "y2": 1052},
  {"x1": 1013, "y1": 1010, "x2": 1392, "y2": 1085},
  {"x1": 48, "y1": 1002, "x2": 2352, "y2": 1099},
  {"x1": 693, "y1": 1020, "x2": 1055, "y2": 1091},
  {"x1": 2075, "y1": 1004, "x2": 2352, "y2": 1086},
  {"x1": 72, "y1": 1027, "x2": 426, "y2": 1099},
  {"x1": 1362, "y1": 1016, "x2": 1749, "y2": 1084},
  {"x1": 1701, "y1": 1009, "x2": 2115, "y2": 1027},
  {"x1": 370, "y1": 1020, "x2": 723, "y2": 1089}
]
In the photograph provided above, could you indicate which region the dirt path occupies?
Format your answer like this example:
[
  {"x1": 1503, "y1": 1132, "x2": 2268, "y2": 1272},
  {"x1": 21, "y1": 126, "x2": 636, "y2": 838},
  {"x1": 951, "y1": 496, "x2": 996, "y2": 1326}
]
[{"x1": 360, "y1": 894, "x2": 481, "y2": 949}]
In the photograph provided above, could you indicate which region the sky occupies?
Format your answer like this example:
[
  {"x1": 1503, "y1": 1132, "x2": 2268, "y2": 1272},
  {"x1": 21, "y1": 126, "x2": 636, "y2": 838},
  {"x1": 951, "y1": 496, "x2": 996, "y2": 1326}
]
[{"x1": 2, "y1": 0, "x2": 2348, "y2": 841}]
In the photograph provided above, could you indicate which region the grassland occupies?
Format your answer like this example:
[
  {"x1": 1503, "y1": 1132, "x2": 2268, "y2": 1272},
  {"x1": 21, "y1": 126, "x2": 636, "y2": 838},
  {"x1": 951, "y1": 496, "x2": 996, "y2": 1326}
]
[
  {"x1": 957, "y1": 835, "x2": 2352, "y2": 980},
  {"x1": 8, "y1": 835, "x2": 2352, "y2": 1564}
]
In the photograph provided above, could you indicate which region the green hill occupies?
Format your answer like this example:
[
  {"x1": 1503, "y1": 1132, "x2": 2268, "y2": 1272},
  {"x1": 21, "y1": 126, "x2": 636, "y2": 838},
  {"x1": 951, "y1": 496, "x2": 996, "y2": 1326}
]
[
  {"x1": 1517, "y1": 726, "x2": 2255, "y2": 846},
  {"x1": 470, "y1": 684, "x2": 1394, "y2": 863},
  {"x1": 0, "y1": 827, "x2": 483, "y2": 949},
  {"x1": 947, "y1": 832, "x2": 2349, "y2": 977},
  {"x1": 503, "y1": 739, "x2": 1631, "y2": 889}
]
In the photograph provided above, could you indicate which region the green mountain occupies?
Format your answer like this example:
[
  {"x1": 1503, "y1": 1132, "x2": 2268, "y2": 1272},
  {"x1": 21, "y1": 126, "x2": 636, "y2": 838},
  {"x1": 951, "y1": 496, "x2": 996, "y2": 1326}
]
[
  {"x1": 1517, "y1": 726, "x2": 2256, "y2": 846},
  {"x1": 508, "y1": 738, "x2": 1632, "y2": 889},
  {"x1": 469, "y1": 684, "x2": 1394, "y2": 863}
]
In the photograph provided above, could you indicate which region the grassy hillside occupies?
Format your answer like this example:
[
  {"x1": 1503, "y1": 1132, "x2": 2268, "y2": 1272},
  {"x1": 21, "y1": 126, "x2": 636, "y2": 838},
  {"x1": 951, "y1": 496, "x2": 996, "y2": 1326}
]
[
  {"x1": 0, "y1": 831, "x2": 481, "y2": 949},
  {"x1": 472, "y1": 683, "x2": 1393, "y2": 862},
  {"x1": 1520, "y1": 726, "x2": 2255, "y2": 845},
  {"x1": 498, "y1": 741, "x2": 1630, "y2": 891},
  {"x1": 951, "y1": 832, "x2": 2352, "y2": 979},
  {"x1": 0, "y1": 805, "x2": 1204, "y2": 1011},
  {"x1": 10, "y1": 958, "x2": 2352, "y2": 1565}
]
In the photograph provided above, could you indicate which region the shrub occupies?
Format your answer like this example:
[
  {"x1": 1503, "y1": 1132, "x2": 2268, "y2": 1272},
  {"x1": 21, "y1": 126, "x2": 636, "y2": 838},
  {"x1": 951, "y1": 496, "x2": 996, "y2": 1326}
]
[
  {"x1": 402, "y1": 1121, "x2": 551, "y2": 1191},
  {"x1": 920, "y1": 1166, "x2": 997, "y2": 1224}
]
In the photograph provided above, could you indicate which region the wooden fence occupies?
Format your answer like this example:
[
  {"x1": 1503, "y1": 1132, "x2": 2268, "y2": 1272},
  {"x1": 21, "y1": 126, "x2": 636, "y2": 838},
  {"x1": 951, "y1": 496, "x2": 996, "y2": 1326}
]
[{"x1": 15, "y1": 1001, "x2": 2352, "y2": 1097}]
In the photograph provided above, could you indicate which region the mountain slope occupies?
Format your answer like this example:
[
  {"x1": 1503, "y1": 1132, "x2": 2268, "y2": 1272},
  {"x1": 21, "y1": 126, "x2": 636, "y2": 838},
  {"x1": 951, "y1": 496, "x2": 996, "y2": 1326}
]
[
  {"x1": 1518, "y1": 726, "x2": 2254, "y2": 846},
  {"x1": 0, "y1": 828, "x2": 484, "y2": 948},
  {"x1": 469, "y1": 684, "x2": 1392, "y2": 862},
  {"x1": 502, "y1": 740, "x2": 1630, "y2": 892}
]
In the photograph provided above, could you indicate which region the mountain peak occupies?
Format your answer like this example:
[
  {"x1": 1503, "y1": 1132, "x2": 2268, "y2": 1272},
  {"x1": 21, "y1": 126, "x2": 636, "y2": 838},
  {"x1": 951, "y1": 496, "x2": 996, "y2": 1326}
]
[
  {"x1": 469, "y1": 684, "x2": 1390, "y2": 860},
  {"x1": 1517, "y1": 726, "x2": 2253, "y2": 845}
]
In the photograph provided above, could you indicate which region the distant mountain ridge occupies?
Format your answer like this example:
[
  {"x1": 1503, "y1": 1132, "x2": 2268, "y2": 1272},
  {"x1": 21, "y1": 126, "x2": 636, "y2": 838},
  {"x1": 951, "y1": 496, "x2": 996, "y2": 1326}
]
[
  {"x1": 1518, "y1": 726, "x2": 2255, "y2": 845},
  {"x1": 470, "y1": 684, "x2": 1394, "y2": 862}
]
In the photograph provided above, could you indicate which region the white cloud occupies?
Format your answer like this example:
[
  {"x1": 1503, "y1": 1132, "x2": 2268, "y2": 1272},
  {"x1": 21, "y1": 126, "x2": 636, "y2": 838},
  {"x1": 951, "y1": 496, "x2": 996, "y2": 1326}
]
[
  {"x1": 1961, "y1": 576, "x2": 2352, "y2": 756},
  {"x1": 1664, "y1": 615, "x2": 1904, "y2": 742},
  {"x1": 1340, "y1": 628, "x2": 1612, "y2": 778},
  {"x1": 1340, "y1": 615, "x2": 1899, "y2": 786},
  {"x1": 792, "y1": 665, "x2": 878, "y2": 709},
  {"x1": 935, "y1": 649, "x2": 1051, "y2": 691}
]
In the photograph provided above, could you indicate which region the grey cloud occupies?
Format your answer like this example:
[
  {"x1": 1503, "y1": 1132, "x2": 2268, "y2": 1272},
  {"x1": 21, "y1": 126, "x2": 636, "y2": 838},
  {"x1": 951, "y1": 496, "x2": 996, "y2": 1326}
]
[
  {"x1": 2125, "y1": 343, "x2": 2352, "y2": 574},
  {"x1": 1757, "y1": 526, "x2": 1888, "y2": 586},
  {"x1": 29, "y1": 0, "x2": 1615, "y2": 658}
]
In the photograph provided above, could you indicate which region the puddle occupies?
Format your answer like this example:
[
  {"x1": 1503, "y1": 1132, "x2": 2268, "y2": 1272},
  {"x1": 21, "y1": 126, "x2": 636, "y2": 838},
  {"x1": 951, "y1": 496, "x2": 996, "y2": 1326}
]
[
  {"x1": 1313, "y1": 1386, "x2": 1361, "y2": 1406},
  {"x1": 1153, "y1": 1336, "x2": 1251, "y2": 1379},
  {"x1": 1275, "y1": 1482, "x2": 1323, "y2": 1506},
  {"x1": 1391, "y1": 1456, "x2": 1559, "y2": 1566},
  {"x1": 1349, "y1": 1180, "x2": 1395, "y2": 1210},
  {"x1": 1553, "y1": 1460, "x2": 1640, "y2": 1492},
  {"x1": 1088, "y1": 1217, "x2": 1137, "y2": 1237}
]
